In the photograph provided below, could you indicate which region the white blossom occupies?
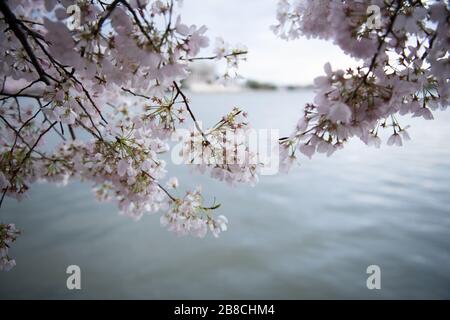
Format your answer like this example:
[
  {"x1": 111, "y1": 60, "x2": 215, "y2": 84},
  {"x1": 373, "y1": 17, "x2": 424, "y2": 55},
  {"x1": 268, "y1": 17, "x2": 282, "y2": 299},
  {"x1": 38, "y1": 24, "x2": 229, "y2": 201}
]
[
  {"x1": 0, "y1": 223, "x2": 19, "y2": 271},
  {"x1": 276, "y1": 0, "x2": 449, "y2": 168},
  {"x1": 0, "y1": 0, "x2": 250, "y2": 266}
]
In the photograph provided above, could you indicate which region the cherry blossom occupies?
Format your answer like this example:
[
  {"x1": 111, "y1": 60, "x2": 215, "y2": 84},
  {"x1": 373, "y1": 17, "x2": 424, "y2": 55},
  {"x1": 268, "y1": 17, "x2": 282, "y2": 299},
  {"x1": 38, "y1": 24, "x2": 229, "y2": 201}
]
[
  {"x1": 0, "y1": 0, "x2": 248, "y2": 270},
  {"x1": 275, "y1": 0, "x2": 449, "y2": 166},
  {"x1": 0, "y1": 0, "x2": 448, "y2": 272},
  {"x1": 159, "y1": 186, "x2": 226, "y2": 238},
  {"x1": 179, "y1": 107, "x2": 262, "y2": 186},
  {"x1": 0, "y1": 223, "x2": 19, "y2": 271}
]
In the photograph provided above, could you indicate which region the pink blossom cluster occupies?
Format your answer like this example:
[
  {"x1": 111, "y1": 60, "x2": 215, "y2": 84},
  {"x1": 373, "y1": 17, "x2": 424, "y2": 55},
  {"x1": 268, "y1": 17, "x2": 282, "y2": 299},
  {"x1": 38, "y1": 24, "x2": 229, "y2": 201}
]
[
  {"x1": 1, "y1": 0, "x2": 449, "y2": 272},
  {"x1": 160, "y1": 186, "x2": 228, "y2": 238},
  {"x1": 179, "y1": 108, "x2": 261, "y2": 186},
  {"x1": 0, "y1": 223, "x2": 19, "y2": 271},
  {"x1": 273, "y1": 0, "x2": 449, "y2": 171},
  {"x1": 213, "y1": 37, "x2": 248, "y2": 78},
  {"x1": 0, "y1": 0, "x2": 249, "y2": 270}
]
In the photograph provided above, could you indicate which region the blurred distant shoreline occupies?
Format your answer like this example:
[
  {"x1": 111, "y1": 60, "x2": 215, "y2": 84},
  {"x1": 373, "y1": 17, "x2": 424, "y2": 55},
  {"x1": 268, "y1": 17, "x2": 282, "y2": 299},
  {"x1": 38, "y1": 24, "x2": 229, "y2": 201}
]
[
  {"x1": 183, "y1": 62, "x2": 313, "y2": 93},
  {"x1": 183, "y1": 79, "x2": 314, "y2": 93}
]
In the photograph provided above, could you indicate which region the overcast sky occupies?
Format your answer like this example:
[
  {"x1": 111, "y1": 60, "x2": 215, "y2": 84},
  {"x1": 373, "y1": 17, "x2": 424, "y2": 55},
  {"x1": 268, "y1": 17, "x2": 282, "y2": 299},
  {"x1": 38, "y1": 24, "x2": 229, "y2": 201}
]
[{"x1": 180, "y1": 0, "x2": 359, "y2": 85}]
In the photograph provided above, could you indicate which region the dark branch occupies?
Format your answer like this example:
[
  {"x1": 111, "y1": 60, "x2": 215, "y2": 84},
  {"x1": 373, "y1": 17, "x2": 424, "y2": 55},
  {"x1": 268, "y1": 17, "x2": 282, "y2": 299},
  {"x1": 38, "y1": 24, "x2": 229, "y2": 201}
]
[{"x1": 0, "y1": 1, "x2": 50, "y2": 85}]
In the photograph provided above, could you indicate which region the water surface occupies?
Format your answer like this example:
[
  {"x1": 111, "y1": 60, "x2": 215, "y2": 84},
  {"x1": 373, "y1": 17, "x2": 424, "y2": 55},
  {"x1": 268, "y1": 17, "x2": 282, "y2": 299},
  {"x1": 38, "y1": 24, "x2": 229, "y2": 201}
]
[{"x1": 1, "y1": 90, "x2": 449, "y2": 299}]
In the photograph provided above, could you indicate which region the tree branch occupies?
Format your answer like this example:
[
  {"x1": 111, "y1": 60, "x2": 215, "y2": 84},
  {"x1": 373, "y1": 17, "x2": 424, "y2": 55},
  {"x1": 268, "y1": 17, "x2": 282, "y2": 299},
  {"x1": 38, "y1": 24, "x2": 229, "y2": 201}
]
[
  {"x1": 173, "y1": 81, "x2": 211, "y2": 146},
  {"x1": 0, "y1": 1, "x2": 50, "y2": 85}
]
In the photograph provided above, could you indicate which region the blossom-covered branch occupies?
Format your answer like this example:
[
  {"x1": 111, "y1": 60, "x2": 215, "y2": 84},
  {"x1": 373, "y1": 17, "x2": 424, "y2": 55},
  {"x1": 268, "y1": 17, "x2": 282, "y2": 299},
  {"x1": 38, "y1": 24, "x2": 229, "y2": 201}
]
[
  {"x1": 0, "y1": 0, "x2": 249, "y2": 270},
  {"x1": 273, "y1": 0, "x2": 449, "y2": 170}
]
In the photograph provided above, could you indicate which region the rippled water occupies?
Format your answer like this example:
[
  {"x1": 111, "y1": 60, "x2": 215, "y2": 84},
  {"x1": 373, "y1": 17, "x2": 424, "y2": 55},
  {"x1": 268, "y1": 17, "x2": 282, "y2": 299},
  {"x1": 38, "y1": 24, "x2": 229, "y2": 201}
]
[{"x1": 1, "y1": 90, "x2": 450, "y2": 299}]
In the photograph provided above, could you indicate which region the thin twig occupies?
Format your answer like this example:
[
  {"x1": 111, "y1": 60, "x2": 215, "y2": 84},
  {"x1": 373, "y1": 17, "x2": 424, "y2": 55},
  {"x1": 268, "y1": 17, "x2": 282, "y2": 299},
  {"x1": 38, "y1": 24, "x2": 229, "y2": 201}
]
[
  {"x1": 184, "y1": 51, "x2": 248, "y2": 62},
  {"x1": 173, "y1": 81, "x2": 211, "y2": 145}
]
